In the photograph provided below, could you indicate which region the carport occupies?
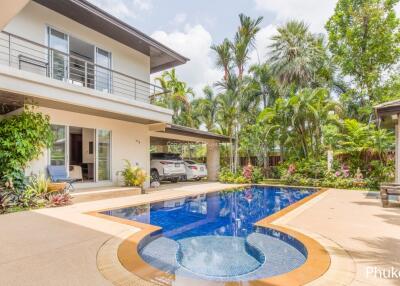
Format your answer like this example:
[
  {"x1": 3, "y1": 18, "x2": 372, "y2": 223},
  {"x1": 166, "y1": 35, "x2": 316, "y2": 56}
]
[{"x1": 148, "y1": 123, "x2": 231, "y2": 181}]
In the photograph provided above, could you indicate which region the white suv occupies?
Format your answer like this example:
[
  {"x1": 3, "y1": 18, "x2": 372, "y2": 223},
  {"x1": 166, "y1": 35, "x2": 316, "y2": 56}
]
[{"x1": 150, "y1": 153, "x2": 186, "y2": 183}]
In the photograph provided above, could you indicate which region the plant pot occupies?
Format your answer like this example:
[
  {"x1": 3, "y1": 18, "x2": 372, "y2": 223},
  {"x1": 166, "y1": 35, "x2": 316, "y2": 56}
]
[{"x1": 47, "y1": 182, "x2": 67, "y2": 193}]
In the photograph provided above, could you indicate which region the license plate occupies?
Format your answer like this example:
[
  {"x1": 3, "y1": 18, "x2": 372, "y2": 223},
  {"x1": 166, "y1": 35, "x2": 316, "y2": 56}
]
[
  {"x1": 200, "y1": 167, "x2": 204, "y2": 171},
  {"x1": 175, "y1": 163, "x2": 180, "y2": 167}
]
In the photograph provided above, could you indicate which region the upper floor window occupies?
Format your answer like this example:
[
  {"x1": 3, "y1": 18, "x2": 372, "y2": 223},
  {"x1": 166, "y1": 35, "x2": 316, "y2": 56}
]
[{"x1": 47, "y1": 27, "x2": 112, "y2": 93}]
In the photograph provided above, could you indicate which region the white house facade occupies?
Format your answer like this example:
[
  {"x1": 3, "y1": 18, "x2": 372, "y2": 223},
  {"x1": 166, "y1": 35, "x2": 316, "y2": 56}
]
[{"x1": 0, "y1": 0, "x2": 228, "y2": 188}]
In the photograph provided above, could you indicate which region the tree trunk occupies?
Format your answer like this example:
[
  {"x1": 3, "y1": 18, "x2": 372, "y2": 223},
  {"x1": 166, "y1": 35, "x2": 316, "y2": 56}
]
[
  {"x1": 229, "y1": 137, "x2": 233, "y2": 172},
  {"x1": 234, "y1": 124, "x2": 239, "y2": 173}
]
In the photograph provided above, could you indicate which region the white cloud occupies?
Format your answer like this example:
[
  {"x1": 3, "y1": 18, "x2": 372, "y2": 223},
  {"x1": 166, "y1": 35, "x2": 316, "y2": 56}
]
[
  {"x1": 249, "y1": 24, "x2": 277, "y2": 65},
  {"x1": 133, "y1": 0, "x2": 152, "y2": 11},
  {"x1": 88, "y1": 0, "x2": 152, "y2": 19},
  {"x1": 151, "y1": 25, "x2": 222, "y2": 97},
  {"x1": 254, "y1": 0, "x2": 337, "y2": 33},
  {"x1": 172, "y1": 13, "x2": 187, "y2": 25}
]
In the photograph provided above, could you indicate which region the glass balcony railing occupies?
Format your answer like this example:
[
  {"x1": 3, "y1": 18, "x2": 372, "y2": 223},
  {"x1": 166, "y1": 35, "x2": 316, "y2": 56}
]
[{"x1": 0, "y1": 31, "x2": 167, "y2": 104}]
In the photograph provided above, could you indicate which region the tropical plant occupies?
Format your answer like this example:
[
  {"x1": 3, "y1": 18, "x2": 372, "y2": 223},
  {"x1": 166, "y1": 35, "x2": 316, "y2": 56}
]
[
  {"x1": 211, "y1": 39, "x2": 232, "y2": 81},
  {"x1": 218, "y1": 167, "x2": 249, "y2": 184},
  {"x1": 191, "y1": 86, "x2": 219, "y2": 132},
  {"x1": 121, "y1": 160, "x2": 147, "y2": 188},
  {"x1": 269, "y1": 20, "x2": 327, "y2": 88},
  {"x1": 154, "y1": 69, "x2": 196, "y2": 127},
  {"x1": 248, "y1": 63, "x2": 278, "y2": 109},
  {"x1": 0, "y1": 106, "x2": 54, "y2": 190},
  {"x1": 212, "y1": 14, "x2": 263, "y2": 172},
  {"x1": 47, "y1": 192, "x2": 72, "y2": 207},
  {"x1": 326, "y1": 0, "x2": 400, "y2": 106}
]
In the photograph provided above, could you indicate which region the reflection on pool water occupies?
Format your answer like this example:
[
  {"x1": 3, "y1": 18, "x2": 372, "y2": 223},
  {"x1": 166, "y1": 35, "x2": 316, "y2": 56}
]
[{"x1": 102, "y1": 186, "x2": 315, "y2": 281}]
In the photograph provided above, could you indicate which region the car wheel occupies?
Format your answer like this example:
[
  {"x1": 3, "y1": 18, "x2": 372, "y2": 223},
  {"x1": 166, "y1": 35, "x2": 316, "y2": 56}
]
[
  {"x1": 171, "y1": 177, "x2": 179, "y2": 183},
  {"x1": 182, "y1": 175, "x2": 188, "y2": 181},
  {"x1": 150, "y1": 169, "x2": 160, "y2": 183}
]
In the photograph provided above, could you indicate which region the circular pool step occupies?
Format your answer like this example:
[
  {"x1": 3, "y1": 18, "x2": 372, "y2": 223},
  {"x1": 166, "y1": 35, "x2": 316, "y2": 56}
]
[{"x1": 176, "y1": 236, "x2": 264, "y2": 277}]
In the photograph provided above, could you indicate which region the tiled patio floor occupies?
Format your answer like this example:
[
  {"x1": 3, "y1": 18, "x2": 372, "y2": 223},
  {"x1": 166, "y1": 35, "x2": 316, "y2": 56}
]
[{"x1": 0, "y1": 185, "x2": 398, "y2": 285}]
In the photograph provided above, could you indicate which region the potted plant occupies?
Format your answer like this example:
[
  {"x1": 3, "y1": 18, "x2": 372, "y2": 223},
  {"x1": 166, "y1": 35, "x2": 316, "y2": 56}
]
[{"x1": 121, "y1": 160, "x2": 147, "y2": 193}]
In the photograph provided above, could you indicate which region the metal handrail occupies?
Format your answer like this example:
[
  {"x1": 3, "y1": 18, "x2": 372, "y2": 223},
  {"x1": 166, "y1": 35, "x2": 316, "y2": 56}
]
[{"x1": 0, "y1": 30, "x2": 168, "y2": 103}]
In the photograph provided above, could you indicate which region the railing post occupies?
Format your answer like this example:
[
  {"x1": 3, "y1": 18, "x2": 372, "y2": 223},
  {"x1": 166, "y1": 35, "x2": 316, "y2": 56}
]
[
  {"x1": 8, "y1": 34, "x2": 11, "y2": 67},
  {"x1": 84, "y1": 61, "x2": 87, "y2": 87},
  {"x1": 134, "y1": 80, "x2": 137, "y2": 100},
  {"x1": 49, "y1": 49, "x2": 53, "y2": 79}
]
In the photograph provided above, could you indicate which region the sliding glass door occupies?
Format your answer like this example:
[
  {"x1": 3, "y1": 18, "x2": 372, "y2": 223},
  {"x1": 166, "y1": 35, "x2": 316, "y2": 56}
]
[
  {"x1": 48, "y1": 27, "x2": 69, "y2": 81},
  {"x1": 49, "y1": 125, "x2": 112, "y2": 182},
  {"x1": 50, "y1": 125, "x2": 68, "y2": 166},
  {"x1": 96, "y1": 129, "x2": 111, "y2": 181},
  {"x1": 95, "y1": 48, "x2": 112, "y2": 93}
]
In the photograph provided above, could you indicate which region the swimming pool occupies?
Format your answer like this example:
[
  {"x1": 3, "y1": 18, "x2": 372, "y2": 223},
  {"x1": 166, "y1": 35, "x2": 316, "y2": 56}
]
[{"x1": 102, "y1": 186, "x2": 315, "y2": 281}]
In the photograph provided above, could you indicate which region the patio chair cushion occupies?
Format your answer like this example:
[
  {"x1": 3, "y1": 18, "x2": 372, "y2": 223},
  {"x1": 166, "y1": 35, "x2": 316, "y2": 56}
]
[{"x1": 47, "y1": 165, "x2": 70, "y2": 182}]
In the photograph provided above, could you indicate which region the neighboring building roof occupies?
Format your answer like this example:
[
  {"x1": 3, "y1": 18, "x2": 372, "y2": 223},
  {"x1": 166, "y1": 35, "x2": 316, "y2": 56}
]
[
  {"x1": 375, "y1": 99, "x2": 400, "y2": 116},
  {"x1": 374, "y1": 99, "x2": 400, "y2": 128},
  {"x1": 33, "y1": 0, "x2": 189, "y2": 73}
]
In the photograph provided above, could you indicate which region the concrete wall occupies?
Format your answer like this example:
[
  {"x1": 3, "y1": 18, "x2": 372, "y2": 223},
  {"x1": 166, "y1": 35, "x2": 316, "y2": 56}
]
[
  {"x1": 82, "y1": 128, "x2": 94, "y2": 164},
  {"x1": 25, "y1": 106, "x2": 151, "y2": 188},
  {"x1": 3, "y1": 2, "x2": 150, "y2": 82},
  {"x1": 0, "y1": 0, "x2": 29, "y2": 30}
]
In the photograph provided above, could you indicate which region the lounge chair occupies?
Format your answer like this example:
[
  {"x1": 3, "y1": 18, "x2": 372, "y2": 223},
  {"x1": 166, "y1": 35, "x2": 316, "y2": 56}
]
[
  {"x1": 380, "y1": 183, "x2": 400, "y2": 207},
  {"x1": 47, "y1": 165, "x2": 79, "y2": 191}
]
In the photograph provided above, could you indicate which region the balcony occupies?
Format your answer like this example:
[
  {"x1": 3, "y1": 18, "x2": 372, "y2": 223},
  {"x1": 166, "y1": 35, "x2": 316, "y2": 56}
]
[{"x1": 0, "y1": 31, "x2": 167, "y2": 104}]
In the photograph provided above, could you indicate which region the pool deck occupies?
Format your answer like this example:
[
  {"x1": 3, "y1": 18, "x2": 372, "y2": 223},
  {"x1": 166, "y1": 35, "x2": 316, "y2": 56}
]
[{"x1": 0, "y1": 183, "x2": 399, "y2": 285}]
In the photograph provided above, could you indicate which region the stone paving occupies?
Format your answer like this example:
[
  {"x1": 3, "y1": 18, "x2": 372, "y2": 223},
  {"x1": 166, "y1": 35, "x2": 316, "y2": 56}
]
[{"x1": 0, "y1": 184, "x2": 398, "y2": 285}]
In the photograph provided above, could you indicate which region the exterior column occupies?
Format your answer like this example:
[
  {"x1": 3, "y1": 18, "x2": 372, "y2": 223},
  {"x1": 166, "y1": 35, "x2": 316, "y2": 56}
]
[
  {"x1": 206, "y1": 140, "x2": 220, "y2": 181},
  {"x1": 396, "y1": 116, "x2": 400, "y2": 184}
]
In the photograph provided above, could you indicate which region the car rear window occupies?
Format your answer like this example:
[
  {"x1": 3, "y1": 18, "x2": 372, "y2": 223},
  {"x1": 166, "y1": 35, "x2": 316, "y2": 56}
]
[
  {"x1": 151, "y1": 153, "x2": 182, "y2": 160},
  {"x1": 185, "y1": 160, "x2": 196, "y2": 164}
]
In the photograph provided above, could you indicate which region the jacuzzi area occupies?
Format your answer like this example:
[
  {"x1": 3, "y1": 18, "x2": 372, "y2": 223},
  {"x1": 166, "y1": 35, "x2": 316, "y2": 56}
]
[{"x1": 100, "y1": 186, "x2": 319, "y2": 282}]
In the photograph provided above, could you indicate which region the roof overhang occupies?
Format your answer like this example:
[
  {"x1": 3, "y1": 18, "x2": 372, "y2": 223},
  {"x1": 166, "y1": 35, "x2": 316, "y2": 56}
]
[
  {"x1": 374, "y1": 99, "x2": 400, "y2": 128},
  {"x1": 33, "y1": 0, "x2": 189, "y2": 73},
  {"x1": 149, "y1": 123, "x2": 232, "y2": 144}
]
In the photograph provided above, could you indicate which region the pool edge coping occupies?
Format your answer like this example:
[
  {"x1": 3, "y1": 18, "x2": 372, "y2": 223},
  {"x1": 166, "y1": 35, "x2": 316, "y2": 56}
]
[{"x1": 88, "y1": 185, "x2": 332, "y2": 286}]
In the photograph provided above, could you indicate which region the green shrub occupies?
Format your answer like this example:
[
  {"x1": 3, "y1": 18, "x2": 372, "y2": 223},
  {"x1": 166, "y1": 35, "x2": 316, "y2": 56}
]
[
  {"x1": 121, "y1": 160, "x2": 147, "y2": 187},
  {"x1": 21, "y1": 173, "x2": 49, "y2": 208},
  {"x1": 251, "y1": 167, "x2": 264, "y2": 183},
  {"x1": 0, "y1": 106, "x2": 54, "y2": 189},
  {"x1": 218, "y1": 167, "x2": 250, "y2": 184}
]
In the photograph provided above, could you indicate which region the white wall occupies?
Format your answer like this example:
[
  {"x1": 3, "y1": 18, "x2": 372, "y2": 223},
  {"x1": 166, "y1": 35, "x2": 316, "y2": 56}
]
[
  {"x1": 3, "y1": 2, "x2": 150, "y2": 82},
  {"x1": 82, "y1": 128, "x2": 94, "y2": 164},
  {"x1": 26, "y1": 107, "x2": 151, "y2": 188}
]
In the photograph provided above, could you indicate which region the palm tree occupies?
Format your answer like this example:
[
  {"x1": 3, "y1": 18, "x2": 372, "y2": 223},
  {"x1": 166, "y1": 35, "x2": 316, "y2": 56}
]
[
  {"x1": 211, "y1": 39, "x2": 232, "y2": 81},
  {"x1": 268, "y1": 20, "x2": 325, "y2": 87},
  {"x1": 211, "y1": 14, "x2": 263, "y2": 171},
  {"x1": 232, "y1": 14, "x2": 263, "y2": 79},
  {"x1": 154, "y1": 69, "x2": 195, "y2": 126},
  {"x1": 191, "y1": 86, "x2": 218, "y2": 132},
  {"x1": 216, "y1": 89, "x2": 237, "y2": 170},
  {"x1": 248, "y1": 63, "x2": 278, "y2": 109}
]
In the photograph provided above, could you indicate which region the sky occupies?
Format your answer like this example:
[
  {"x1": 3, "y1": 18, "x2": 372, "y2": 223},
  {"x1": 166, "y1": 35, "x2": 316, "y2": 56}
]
[{"x1": 88, "y1": 0, "x2": 400, "y2": 97}]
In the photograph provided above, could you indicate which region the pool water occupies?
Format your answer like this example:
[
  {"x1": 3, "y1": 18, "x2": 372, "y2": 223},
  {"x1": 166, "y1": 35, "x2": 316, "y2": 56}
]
[{"x1": 102, "y1": 186, "x2": 315, "y2": 281}]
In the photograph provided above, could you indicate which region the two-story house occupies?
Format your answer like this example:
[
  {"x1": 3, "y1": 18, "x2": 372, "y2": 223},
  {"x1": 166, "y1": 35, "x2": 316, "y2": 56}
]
[{"x1": 0, "y1": 0, "x2": 228, "y2": 188}]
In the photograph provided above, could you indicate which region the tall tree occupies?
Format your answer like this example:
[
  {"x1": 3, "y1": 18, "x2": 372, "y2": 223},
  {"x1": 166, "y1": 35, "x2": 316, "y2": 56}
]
[
  {"x1": 248, "y1": 63, "x2": 278, "y2": 108},
  {"x1": 269, "y1": 20, "x2": 326, "y2": 88},
  {"x1": 212, "y1": 14, "x2": 263, "y2": 171},
  {"x1": 326, "y1": 0, "x2": 400, "y2": 105},
  {"x1": 191, "y1": 86, "x2": 218, "y2": 132},
  {"x1": 154, "y1": 69, "x2": 195, "y2": 127},
  {"x1": 211, "y1": 39, "x2": 232, "y2": 81}
]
